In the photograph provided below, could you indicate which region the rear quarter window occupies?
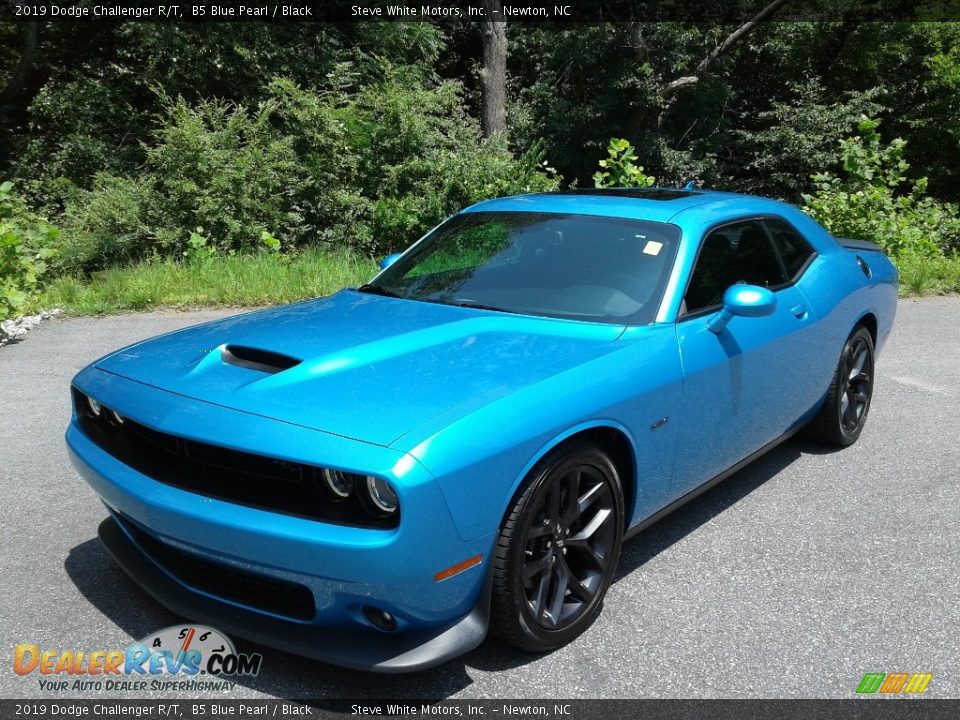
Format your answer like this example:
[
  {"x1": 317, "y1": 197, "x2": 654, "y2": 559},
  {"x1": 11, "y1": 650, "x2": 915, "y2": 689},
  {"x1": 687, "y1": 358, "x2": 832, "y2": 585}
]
[{"x1": 765, "y1": 218, "x2": 816, "y2": 279}]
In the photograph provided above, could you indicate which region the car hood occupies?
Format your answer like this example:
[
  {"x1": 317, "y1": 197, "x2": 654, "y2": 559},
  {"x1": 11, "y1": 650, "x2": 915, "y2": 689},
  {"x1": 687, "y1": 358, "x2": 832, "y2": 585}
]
[{"x1": 95, "y1": 290, "x2": 625, "y2": 446}]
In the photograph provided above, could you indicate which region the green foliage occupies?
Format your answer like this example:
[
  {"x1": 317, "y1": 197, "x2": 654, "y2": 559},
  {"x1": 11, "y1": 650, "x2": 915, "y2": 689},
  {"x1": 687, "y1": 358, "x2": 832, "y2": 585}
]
[
  {"x1": 13, "y1": 77, "x2": 145, "y2": 188},
  {"x1": 260, "y1": 231, "x2": 281, "y2": 254},
  {"x1": 505, "y1": 22, "x2": 960, "y2": 201},
  {"x1": 41, "y1": 246, "x2": 376, "y2": 315},
  {"x1": 593, "y1": 139, "x2": 656, "y2": 188},
  {"x1": 0, "y1": 182, "x2": 60, "y2": 320},
  {"x1": 8, "y1": 20, "x2": 960, "y2": 305},
  {"x1": 51, "y1": 72, "x2": 557, "y2": 270},
  {"x1": 894, "y1": 251, "x2": 960, "y2": 296},
  {"x1": 58, "y1": 96, "x2": 306, "y2": 271},
  {"x1": 146, "y1": 96, "x2": 308, "y2": 254},
  {"x1": 732, "y1": 80, "x2": 885, "y2": 199},
  {"x1": 57, "y1": 174, "x2": 153, "y2": 273},
  {"x1": 802, "y1": 119, "x2": 960, "y2": 257},
  {"x1": 831, "y1": 23, "x2": 960, "y2": 200},
  {"x1": 184, "y1": 228, "x2": 216, "y2": 265},
  {"x1": 8, "y1": 24, "x2": 441, "y2": 194},
  {"x1": 270, "y1": 74, "x2": 559, "y2": 256}
]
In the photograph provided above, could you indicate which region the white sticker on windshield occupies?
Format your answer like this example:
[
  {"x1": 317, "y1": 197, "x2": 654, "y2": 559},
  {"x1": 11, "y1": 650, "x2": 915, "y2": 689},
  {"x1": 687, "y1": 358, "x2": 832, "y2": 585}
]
[{"x1": 643, "y1": 240, "x2": 663, "y2": 256}]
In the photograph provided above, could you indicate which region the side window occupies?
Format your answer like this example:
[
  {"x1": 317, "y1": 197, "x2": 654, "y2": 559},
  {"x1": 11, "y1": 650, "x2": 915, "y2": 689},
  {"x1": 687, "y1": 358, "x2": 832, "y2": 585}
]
[
  {"x1": 683, "y1": 220, "x2": 787, "y2": 315},
  {"x1": 765, "y1": 218, "x2": 816, "y2": 280}
]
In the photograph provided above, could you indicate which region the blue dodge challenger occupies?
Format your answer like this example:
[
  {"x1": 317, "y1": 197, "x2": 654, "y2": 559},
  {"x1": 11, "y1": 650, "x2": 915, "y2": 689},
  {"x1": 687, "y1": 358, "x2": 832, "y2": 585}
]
[{"x1": 67, "y1": 188, "x2": 897, "y2": 671}]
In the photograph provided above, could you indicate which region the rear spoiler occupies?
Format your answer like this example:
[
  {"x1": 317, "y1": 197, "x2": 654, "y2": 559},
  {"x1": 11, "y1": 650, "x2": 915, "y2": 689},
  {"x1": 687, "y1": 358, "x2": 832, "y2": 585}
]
[{"x1": 838, "y1": 237, "x2": 884, "y2": 253}]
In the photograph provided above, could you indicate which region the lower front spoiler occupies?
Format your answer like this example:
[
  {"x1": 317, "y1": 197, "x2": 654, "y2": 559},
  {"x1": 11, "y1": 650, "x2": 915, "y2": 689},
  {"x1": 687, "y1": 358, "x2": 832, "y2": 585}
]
[{"x1": 97, "y1": 516, "x2": 490, "y2": 673}]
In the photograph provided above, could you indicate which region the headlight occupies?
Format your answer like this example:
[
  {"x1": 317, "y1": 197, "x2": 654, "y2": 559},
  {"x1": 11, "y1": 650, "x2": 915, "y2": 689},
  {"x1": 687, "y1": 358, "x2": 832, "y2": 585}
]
[
  {"x1": 365, "y1": 476, "x2": 399, "y2": 515},
  {"x1": 319, "y1": 469, "x2": 399, "y2": 517},
  {"x1": 319, "y1": 468, "x2": 356, "y2": 500},
  {"x1": 87, "y1": 397, "x2": 102, "y2": 417}
]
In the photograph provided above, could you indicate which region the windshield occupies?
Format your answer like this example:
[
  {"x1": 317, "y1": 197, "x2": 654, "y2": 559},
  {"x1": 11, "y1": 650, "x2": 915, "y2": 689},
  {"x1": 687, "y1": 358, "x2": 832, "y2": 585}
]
[{"x1": 366, "y1": 211, "x2": 681, "y2": 325}]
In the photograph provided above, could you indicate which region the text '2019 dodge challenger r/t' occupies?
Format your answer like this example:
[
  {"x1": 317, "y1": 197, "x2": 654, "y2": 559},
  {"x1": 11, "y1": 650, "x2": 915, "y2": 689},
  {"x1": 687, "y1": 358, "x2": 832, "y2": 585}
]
[{"x1": 67, "y1": 188, "x2": 897, "y2": 672}]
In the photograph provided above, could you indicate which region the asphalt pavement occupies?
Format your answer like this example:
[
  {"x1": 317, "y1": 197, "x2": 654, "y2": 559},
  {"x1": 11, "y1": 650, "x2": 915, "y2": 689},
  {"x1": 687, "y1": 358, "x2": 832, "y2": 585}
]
[{"x1": 1, "y1": 299, "x2": 958, "y2": 700}]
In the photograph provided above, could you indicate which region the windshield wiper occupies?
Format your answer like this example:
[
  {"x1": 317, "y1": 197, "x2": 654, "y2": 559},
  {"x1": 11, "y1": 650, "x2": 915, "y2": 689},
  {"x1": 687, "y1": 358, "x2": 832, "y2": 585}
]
[
  {"x1": 358, "y1": 288, "x2": 516, "y2": 314},
  {"x1": 356, "y1": 283, "x2": 403, "y2": 298},
  {"x1": 444, "y1": 299, "x2": 519, "y2": 315}
]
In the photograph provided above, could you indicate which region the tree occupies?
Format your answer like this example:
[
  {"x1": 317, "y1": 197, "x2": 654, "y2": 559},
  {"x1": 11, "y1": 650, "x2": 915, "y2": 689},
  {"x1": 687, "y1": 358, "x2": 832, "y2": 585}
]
[
  {"x1": 654, "y1": 0, "x2": 790, "y2": 128},
  {"x1": 0, "y1": 17, "x2": 38, "y2": 115},
  {"x1": 479, "y1": 0, "x2": 507, "y2": 137}
]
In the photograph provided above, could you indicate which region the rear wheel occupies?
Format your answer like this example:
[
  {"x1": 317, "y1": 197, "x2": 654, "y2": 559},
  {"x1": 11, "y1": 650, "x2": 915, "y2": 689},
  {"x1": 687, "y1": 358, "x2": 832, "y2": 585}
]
[
  {"x1": 807, "y1": 325, "x2": 875, "y2": 447},
  {"x1": 490, "y1": 443, "x2": 624, "y2": 652}
]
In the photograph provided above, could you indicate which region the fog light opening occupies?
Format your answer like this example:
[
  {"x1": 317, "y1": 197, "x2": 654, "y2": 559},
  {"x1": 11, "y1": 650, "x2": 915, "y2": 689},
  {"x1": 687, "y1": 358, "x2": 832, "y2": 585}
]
[{"x1": 362, "y1": 605, "x2": 397, "y2": 632}]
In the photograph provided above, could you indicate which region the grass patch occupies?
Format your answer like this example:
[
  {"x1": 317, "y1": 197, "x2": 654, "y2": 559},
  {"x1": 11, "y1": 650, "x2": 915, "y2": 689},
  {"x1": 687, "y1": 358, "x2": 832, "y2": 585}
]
[
  {"x1": 41, "y1": 246, "x2": 377, "y2": 316},
  {"x1": 33, "y1": 245, "x2": 960, "y2": 317},
  {"x1": 895, "y1": 253, "x2": 960, "y2": 297}
]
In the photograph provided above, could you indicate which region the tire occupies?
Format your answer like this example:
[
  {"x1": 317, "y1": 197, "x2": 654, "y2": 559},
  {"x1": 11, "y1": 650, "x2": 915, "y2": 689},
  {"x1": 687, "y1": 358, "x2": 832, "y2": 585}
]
[
  {"x1": 490, "y1": 443, "x2": 625, "y2": 652},
  {"x1": 807, "y1": 325, "x2": 875, "y2": 447}
]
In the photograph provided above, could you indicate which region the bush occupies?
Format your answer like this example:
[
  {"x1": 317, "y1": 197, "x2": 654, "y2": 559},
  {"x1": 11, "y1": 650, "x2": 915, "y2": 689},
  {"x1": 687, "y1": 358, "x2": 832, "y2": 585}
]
[
  {"x1": 58, "y1": 174, "x2": 153, "y2": 273},
  {"x1": 13, "y1": 77, "x2": 147, "y2": 190},
  {"x1": 593, "y1": 138, "x2": 656, "y2": 188},
  {"x1": 271, "y1": 74, "x2": 559, "y2": 256},
  {"x1": 145, "y1": 96, "x2": 309, "y2": 254},
  {"x1": 57, "y1": 74, "x2": 560, "y2": 271},
  {"x1": 59, "y1": 96, "x2": 310, "y2": 272},
  {"x1": 802, "y1": 119, "x2": 960, "y2": 257},
  {"x1": 732, "y1": 80, "x2": 885, "y2": 200},
  {"x1": 0, "y1": 182, "x2": 60, "y2": 320}
]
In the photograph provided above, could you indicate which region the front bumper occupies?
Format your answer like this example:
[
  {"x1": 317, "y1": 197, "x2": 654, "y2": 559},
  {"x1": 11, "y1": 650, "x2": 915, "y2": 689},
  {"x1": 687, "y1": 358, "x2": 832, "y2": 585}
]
[
  {"x1": 66, "y1": 369, "x2": 494, "y2": 672},
  {"x1": 96, "y1": 514, "x2": 490, "y2": 672}
]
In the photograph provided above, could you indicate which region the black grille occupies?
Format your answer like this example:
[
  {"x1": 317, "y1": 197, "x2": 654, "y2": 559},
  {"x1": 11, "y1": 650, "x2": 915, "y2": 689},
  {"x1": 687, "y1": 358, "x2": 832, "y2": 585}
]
[
  {"x1": 117, "y1": 513, "x2": 316, "y2": 621},
  {"x1": 72, "y1": 388, "x2": 398, "y2": 529}
]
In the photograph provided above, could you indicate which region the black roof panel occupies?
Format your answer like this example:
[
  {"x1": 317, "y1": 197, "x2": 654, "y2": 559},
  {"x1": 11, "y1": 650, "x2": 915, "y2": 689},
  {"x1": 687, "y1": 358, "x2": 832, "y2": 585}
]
[{"x1": 553, "y1": 188, "x2": 702, "y2": 201}]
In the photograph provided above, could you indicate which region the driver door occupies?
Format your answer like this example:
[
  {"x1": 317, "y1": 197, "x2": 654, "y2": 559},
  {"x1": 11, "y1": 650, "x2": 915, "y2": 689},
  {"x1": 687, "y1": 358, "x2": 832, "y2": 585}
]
[{"x1": 671, "y1": 219, "x2": 816, "y2": 495}]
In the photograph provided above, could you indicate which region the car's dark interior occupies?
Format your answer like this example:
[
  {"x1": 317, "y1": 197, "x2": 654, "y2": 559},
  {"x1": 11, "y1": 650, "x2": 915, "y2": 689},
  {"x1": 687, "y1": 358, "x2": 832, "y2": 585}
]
[{"x1": 683, "y1": 221, "x2": 787, "y2": 313}]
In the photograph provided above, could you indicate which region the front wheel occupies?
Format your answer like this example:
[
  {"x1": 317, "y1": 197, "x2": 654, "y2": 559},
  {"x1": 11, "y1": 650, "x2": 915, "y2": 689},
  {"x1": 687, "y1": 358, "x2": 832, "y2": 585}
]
[
  {"x1": 489, "y1": 443, "x2": 624, "y2": 652},
  {"x1": 807, "y1": 325, "x2": 875, "y2": 447}
]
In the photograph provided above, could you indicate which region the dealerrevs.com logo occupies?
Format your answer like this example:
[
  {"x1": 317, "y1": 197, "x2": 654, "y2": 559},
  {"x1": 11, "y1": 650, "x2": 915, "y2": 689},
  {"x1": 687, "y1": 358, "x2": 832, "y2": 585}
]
[{"x1": 13, "y1": 625, "x2": 262, "y2": 693}]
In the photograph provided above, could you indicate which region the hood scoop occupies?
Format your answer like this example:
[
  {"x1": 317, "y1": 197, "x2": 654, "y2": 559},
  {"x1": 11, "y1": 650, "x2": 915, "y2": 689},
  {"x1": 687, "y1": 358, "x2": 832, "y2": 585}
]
[{"x1": 220, "y1": 345, "x2": 301, "y2": 374}]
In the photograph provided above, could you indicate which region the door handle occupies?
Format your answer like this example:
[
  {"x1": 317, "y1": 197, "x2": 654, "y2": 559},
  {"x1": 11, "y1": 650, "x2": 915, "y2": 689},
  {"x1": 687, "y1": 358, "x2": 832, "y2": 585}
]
[{"x1": 791, "y1": 304, "x2": 809, "y2": 320}]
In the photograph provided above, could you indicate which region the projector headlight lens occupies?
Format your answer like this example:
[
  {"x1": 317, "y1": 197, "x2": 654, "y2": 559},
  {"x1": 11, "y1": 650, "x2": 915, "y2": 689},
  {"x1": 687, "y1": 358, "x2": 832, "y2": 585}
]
[
  {"x1": 366, "y1": 476, "x2": 399, "y2": 514},
  {"x1": 87, "y1": 397, "x2": 102, "y2": 417},
  {"x1": 320, "y1": 468, "x2": 356, "y2": 500}
]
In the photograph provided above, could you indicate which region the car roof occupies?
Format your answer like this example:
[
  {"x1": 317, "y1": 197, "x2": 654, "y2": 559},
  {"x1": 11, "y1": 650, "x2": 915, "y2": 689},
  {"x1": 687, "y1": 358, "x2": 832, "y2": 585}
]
[{"x1": 462, "y1": 188, "x2": 795, "y2": 226}]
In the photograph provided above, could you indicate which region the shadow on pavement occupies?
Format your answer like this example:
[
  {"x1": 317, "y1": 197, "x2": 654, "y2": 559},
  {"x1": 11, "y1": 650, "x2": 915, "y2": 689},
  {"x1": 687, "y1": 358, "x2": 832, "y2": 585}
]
[{"x1": 614, "y1": 437, "x2": 807, "y2": 581}]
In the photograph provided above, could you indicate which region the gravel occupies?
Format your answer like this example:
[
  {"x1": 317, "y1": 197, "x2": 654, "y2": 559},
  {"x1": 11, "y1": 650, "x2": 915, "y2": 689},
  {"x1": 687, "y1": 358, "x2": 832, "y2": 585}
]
[{"x1": 0, "y1": 308, "x2": 62, "y2": 346}]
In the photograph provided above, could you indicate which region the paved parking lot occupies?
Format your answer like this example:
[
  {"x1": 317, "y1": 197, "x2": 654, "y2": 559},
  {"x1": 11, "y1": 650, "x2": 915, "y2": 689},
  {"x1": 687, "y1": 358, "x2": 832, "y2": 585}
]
[{"x1": 1, "y1": 298, "x2": 958, "y2": 699}]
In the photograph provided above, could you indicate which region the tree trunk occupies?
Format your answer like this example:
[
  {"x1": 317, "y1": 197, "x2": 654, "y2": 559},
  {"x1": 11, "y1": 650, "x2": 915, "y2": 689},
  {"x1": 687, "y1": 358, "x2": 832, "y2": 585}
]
[
  {"x1": 480, "y1": 0, "x2": 507, "y2": 137},
  {"x1": 0, "y1": 19, "x2": 39, "y2": 113}
]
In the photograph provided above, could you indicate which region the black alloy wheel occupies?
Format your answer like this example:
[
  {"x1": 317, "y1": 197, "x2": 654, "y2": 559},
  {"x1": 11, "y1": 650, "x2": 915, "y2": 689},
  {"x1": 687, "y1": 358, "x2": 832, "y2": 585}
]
[
  {"x1": 490, "y1": 443, "x2": 624, "y2": 652},
  {"x1": 839, "y1": 333, "x2": 873, "y2": 435},
  {"x1": 808, "y1": 325, "x2": 875, "y2": 446}
]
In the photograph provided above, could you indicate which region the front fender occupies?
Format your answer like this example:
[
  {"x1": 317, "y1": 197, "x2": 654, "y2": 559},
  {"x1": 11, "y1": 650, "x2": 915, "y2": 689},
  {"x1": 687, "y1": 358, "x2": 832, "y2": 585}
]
[{"x1": 399, "y1": 325, "x2": 683, "y2": 541}]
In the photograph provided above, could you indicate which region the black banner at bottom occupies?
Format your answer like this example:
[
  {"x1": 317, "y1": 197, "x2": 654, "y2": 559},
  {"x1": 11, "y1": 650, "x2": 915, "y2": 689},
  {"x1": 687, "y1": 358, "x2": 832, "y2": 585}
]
[{"x1": 3, "y1": 699, "x2": 960, "y2": 720}]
